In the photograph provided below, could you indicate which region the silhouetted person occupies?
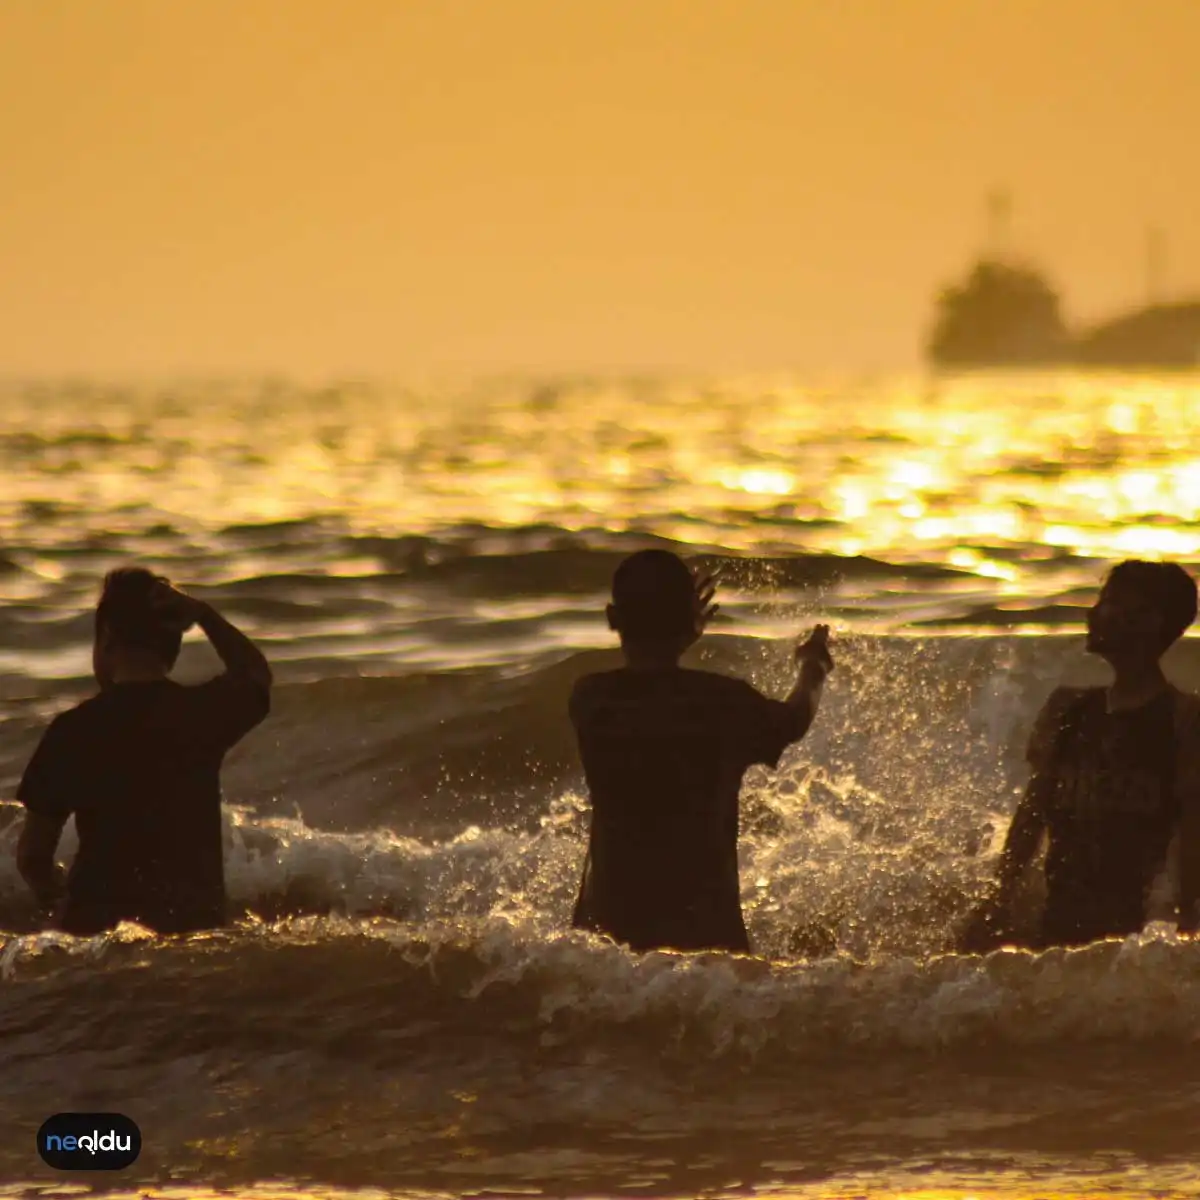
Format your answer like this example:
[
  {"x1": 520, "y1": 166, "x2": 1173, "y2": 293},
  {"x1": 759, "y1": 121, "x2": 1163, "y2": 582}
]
[
  {"x1": 15, "y1": 568, "x2": 272, "y2": 935},
  {"x1": 569, "y1": 549, "x2": 833, "y2": 953},
  {"x1": 961, "y1": 560, "x2": 1200, "y2": 952}
]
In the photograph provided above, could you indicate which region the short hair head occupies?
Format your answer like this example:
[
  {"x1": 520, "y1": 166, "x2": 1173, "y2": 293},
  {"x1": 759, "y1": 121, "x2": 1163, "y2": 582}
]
[
  {"x1": 95, "y1": 567, "x2": 184, "y2": 669},
  {"x1": 608, "y1": 549, "x2": 695, "y2": 643},
  {"x1": 1101, "y1": 559, "x2": 1197, "y2": 651}
]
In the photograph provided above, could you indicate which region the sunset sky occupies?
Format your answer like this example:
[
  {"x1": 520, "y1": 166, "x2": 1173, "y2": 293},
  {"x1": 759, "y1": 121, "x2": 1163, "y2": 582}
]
[{"x1": 2, "y1": 0, "x2": 1197, "y2": 376}]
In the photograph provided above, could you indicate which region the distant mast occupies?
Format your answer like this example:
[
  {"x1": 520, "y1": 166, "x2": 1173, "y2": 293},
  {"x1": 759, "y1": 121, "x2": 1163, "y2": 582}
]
[
  {"x1": 1145, "y1": 225, "x2": 1166, "y2": 307},
  {"x1": 986, "y1": 188, "x2": 1012, "y2": 258}
]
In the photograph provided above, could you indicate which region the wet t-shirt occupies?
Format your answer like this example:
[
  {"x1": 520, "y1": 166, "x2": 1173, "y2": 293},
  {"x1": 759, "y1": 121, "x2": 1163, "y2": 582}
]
[
  {"x1": 569, "y1": 667, "x2": 803, "y2": 953},
  {"x1": 1030, "y1": 686, "x2": 1181, "y2": 944},
  {"x1": 18, "y1": 675, "x2": 270, "y2": 935}
]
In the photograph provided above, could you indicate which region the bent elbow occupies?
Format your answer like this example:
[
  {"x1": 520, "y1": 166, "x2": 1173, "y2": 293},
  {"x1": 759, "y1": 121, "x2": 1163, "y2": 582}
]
[{"x1": 241, "y1": 655, "x2": 273, "y2": 692}]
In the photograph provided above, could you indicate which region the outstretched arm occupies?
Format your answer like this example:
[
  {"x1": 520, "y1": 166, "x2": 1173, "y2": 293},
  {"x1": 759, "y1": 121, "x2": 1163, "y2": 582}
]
[
  {"x1": 959, "y1": 688, "x2": 1079, "y2": 952},
  {"x1": 784, "y1": 625, "x2": 833, "y2": 741},
  {"x1": 151, "y1": 583, "x2": 273, "y2": 690},
  {"x1": 685, "y1": 567, "x2": 833, "y2": 758},
  {"x1": 959, "y1": 776, "x2": 1049, "y2": 951},
  {"x1": 16, "y1": 811, "x2": 68, "y2": 911},
  {"x1": 993, "y1": 776, "x2": 1050, "y2": 899}
]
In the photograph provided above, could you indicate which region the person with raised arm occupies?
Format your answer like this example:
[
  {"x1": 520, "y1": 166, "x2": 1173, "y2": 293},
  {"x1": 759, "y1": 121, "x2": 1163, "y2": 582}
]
[
  {"x1": 569, "y1": 549, "x2": 833, "y2": 953},
  {"x1": 15, "y1": 568, "x2": 272, "y2": 935}
]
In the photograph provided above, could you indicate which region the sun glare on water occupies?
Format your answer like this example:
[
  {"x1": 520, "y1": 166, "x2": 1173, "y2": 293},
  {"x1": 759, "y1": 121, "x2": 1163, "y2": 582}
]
[{"x1": 0, "y1": 373, "x2": 1198, "y2": 598}]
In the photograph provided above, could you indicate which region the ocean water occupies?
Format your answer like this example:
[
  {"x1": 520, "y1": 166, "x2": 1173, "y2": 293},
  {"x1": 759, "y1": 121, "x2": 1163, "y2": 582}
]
[{"x1": 2, "y1": 372, "x2": 1200, "y2": 1199}]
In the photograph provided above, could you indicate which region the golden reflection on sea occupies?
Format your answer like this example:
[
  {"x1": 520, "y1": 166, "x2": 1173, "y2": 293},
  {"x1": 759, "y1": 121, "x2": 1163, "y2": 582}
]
[{"x1": 0, "y1": 372, "x2": 1198, "y2": 583}]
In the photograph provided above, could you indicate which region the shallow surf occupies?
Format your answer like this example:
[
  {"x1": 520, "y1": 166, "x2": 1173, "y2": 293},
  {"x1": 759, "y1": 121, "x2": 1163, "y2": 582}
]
[{"x1": 3, "y1": 373, "x2": 1200, "y2": 1196}]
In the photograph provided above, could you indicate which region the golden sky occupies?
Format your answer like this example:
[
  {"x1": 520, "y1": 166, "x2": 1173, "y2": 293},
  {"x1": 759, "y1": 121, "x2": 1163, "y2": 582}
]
[{"x1": 1, "y1": 0, "x2": 1197, "y2": 375}]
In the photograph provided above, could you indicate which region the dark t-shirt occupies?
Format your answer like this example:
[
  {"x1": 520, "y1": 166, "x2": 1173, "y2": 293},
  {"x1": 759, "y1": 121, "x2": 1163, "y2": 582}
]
[
  {"x1": 1032, "y1": 685, "x2": 1180, "y2": 944},
  {"x1": 569, "y1": 667, "x2": 802, "y2": 953},
  {"x1": 18, "y1": 674, "x2": 270, "y2": 935}
]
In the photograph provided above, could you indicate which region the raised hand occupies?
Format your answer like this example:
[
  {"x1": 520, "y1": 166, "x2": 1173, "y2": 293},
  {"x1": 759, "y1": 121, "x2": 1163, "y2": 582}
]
[
  {"x1": 795, "y1": 623, "x2": 834, "y2": 674},
  {"x1": 148, "y1": 579, "x2": 205, "y2": 633}
]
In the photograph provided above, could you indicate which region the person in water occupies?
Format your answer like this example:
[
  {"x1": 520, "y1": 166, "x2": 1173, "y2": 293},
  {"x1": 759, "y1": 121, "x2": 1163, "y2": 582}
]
[
  {"x1": 569, "y1": 548, "x2": 833, "y2": 954},
  {"x1": 961, "y1": 559, "x2": 1200, "y2": 951},
  {"x1": 15, "y1": 567, "x2": 272, "y2": 935}
]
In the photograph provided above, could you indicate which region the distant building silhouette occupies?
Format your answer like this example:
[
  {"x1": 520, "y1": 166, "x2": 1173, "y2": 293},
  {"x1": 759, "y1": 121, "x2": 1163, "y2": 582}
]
[
  {"x1": 927, "y1": 251, "x2": 1200, "y2": 369},
  {"x1": 927, "y1": 259, "x2": 1069, "y2": 367},
  {"x1": 1074, "y1": 301, "x2": 1200, "y2": 368}
]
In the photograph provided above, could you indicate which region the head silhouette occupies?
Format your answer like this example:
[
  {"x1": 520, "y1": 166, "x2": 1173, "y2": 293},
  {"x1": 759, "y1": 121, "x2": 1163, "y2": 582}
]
[
  {"x1": 606, "y1": 549, "x2": 696, "y2": 654},
  {"x1": 93, "y1": 567, "x2": 184, "y2": 685},
  {"x1": 1086, "y1": 559, "x2": 1197, "y2": 661}
]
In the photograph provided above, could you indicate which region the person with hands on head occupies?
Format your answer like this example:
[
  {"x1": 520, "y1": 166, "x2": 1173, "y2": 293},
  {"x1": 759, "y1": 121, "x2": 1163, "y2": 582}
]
[
  {"x1": 569, "y1": 548, "x2": 833, "y2": 954},
  {"x1": 15, "y1": 567, "x2": 272, "y2": 936},
  {"x1": 960, "y1": 559, "x2": 1200, "y2": 952}
]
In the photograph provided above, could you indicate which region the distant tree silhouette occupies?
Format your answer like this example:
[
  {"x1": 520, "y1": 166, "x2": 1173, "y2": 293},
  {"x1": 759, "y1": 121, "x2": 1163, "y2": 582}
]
[{"x1": 927, "y1": 259, "x2": 1068, "y2": 367}]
